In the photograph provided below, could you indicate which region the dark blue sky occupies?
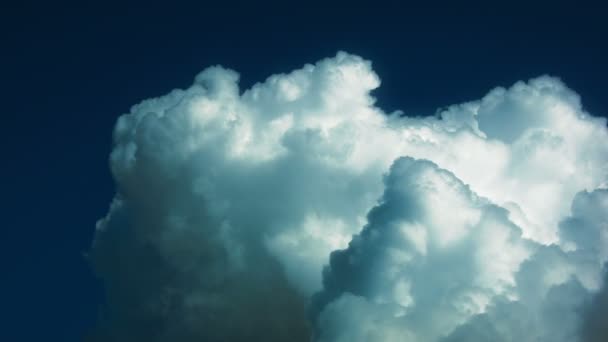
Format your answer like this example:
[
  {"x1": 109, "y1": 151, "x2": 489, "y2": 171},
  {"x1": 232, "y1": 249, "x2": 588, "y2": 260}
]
[{"x1": 2, "y1": 1, "x2": 607, "y2": 340}]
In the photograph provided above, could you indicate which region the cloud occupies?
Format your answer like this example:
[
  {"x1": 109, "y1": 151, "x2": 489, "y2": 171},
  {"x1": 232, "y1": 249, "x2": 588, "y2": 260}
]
[
  {"x1": 89, "y1": 52, "x2": 608, "y2": 341},
  {"x1": 312, "y1": 157, "x2": 533, "y2": 341},
  {"x1": 312, "y1": 159, "x2": 607, "y2": 341}
]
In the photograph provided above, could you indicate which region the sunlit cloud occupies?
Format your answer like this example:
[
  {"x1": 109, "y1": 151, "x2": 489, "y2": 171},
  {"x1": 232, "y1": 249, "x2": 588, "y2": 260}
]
[{"x1": 90, "y1": 52, "x2": 608, "y2": 341}]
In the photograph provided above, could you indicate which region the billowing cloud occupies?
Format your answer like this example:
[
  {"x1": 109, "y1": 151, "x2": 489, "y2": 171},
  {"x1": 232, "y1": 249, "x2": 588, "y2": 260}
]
[{"x1": 89, "y1": 52, "x2": 608, "y2": 341}]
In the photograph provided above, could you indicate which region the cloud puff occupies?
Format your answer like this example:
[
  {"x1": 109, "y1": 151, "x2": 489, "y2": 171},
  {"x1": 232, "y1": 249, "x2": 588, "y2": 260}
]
[
  {"x1": 313, "y1": 159, "x2": 608, "y2": 342},
  {"x1": 89, "y1": 52, "x2": 608, "y2": 341},
  {"x1": 312, "y1": 157, "x2": 532, "y2": 341}
]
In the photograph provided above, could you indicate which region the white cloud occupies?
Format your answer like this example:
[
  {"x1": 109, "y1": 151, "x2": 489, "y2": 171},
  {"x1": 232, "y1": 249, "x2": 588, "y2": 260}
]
[
  {"x1": 312, "y1": 158, "x2": 534, "y2": 341},
  {"x1": 90, "y1": 52, "x2": 608, "y2": 341}
]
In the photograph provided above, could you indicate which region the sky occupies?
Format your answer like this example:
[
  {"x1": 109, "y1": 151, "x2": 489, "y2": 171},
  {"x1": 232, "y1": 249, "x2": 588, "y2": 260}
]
[{"x1": 2, "y1": 1, "x2": 608, "y2": 341}]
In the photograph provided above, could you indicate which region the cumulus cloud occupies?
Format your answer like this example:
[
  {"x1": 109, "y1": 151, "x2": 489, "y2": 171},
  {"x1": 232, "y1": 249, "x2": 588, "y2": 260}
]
[{"x1": 89, "y1": 52, "x2": 608, "y2": 341}]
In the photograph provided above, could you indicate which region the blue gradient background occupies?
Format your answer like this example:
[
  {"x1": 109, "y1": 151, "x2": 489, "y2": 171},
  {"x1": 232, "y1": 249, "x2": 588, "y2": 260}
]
[{"x1": 2, "y1": 1, "x2": 606, "y2": 340}]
